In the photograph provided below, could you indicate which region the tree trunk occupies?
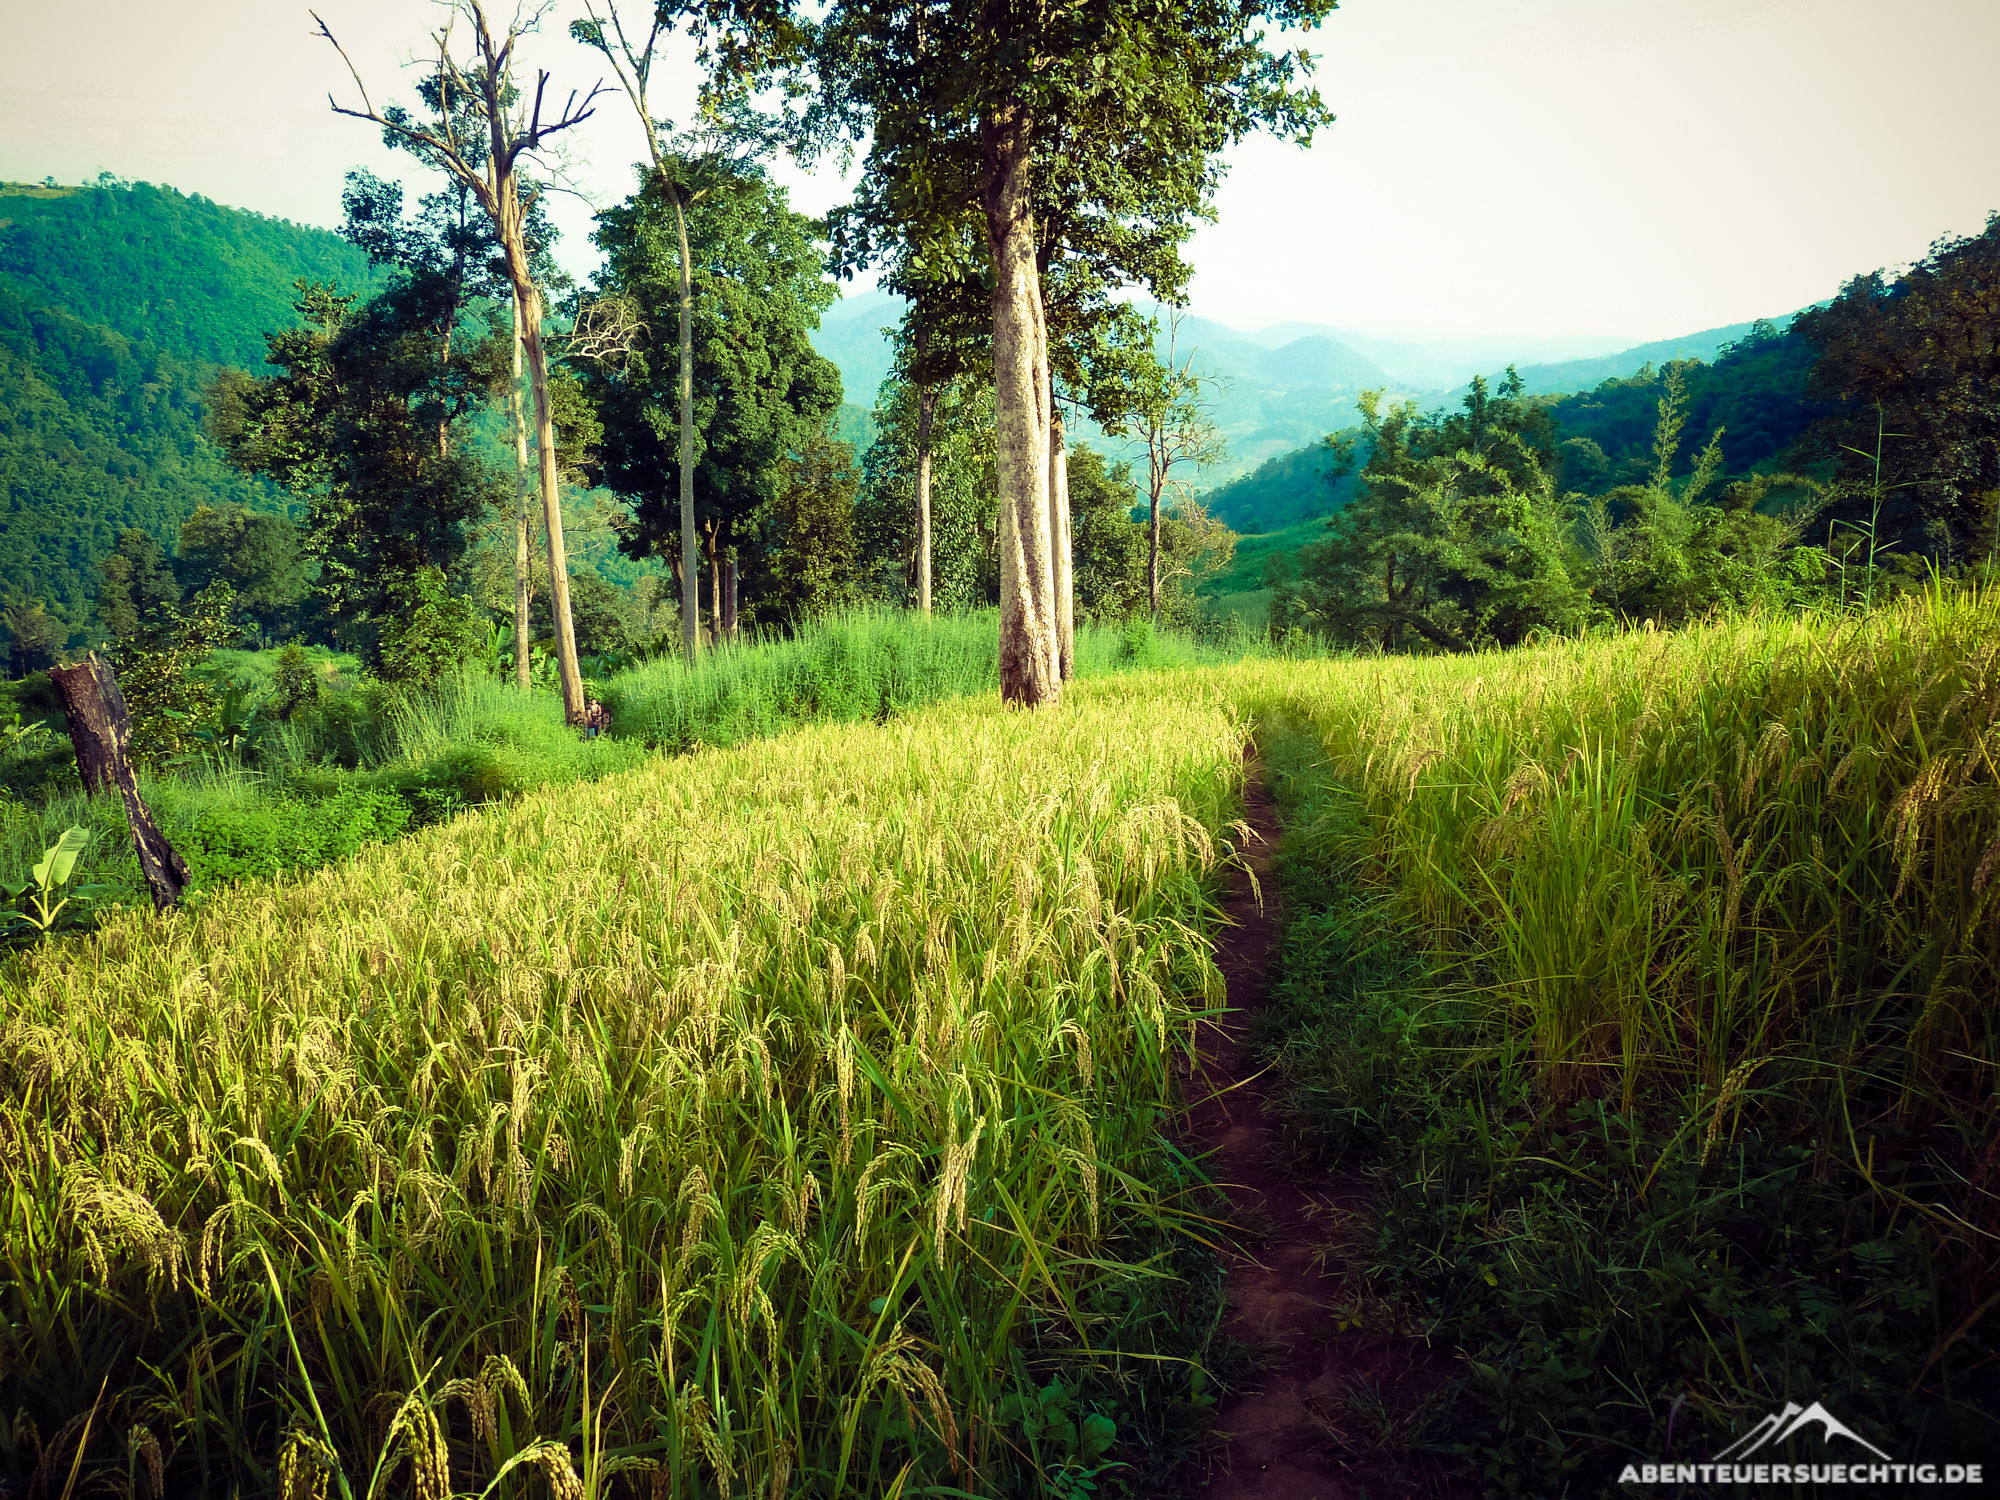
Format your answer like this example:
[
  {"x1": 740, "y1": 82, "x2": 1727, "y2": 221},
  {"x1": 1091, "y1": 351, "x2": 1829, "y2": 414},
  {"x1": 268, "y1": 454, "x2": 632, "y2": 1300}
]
[
  {"x1": 705, "y1": 522, "x2": 721, "y2": 644},
  {"x1": 49, "y1": 654, "x2": 190, "y2": 913},
  {"x1": 673, "y1": 187, "x2": 701, "y2": 663},
  {"x1": 513, "y1": 278, "x2": 586, "y2": 722},
  {"x1": 1148, "y1": 459, "x2": 1164, "y2": 628},
  {"x1": 982, "y1": 99, "x2": 1059, "y2": 708},
  {"x1": 916, "y1": 382, "x2": 935, "y2": 616},
  {"x1": 722, "y1": 554, "x2": 738, "y2": 641},
  {"x1": 511, "y1": 291, "x2": 533, "y2": 691},
  {"x1": 1049, "y1": 406, "x2": 1074, "y2": 679}
]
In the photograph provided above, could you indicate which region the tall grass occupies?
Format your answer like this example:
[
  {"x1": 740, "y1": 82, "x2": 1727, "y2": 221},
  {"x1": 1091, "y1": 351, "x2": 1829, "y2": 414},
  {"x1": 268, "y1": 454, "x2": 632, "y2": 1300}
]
[
  {"x1": 601, "y1": 608, "x2": 1244, "y2": 751},
  {"x1": 1228, "y1": 589, "x2": 2000, "y2": 1474},
  {"x1": 0, "y1": 675, "x2": 1246, "y2": 1498}
]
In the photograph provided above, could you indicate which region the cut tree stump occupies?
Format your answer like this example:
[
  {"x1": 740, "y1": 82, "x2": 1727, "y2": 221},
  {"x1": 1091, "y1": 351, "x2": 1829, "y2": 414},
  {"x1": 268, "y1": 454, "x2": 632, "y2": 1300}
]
[{"x1": 49, "y1": 652, "x2": 191, "y2": 913}]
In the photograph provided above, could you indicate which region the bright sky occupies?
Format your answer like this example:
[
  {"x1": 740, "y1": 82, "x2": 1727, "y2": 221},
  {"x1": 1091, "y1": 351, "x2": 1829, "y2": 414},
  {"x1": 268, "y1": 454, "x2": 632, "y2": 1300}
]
[{"x1": 3, "y1": 0, "x2": 1996, "y2": 343}]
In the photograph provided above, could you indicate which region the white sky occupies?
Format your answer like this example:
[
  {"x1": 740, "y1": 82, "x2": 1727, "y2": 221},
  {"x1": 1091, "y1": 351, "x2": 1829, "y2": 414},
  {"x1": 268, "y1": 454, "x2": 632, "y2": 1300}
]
[{"x1": 4, "y1": 0, "x2": 1996, "y2": 343}]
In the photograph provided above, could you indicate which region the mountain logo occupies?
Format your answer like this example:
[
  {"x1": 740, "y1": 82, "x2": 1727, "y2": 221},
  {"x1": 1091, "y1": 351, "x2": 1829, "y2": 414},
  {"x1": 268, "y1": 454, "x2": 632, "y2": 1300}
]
[{"x1": 1713, "y1": 1402, "x2": 1894, "y2": 1463}]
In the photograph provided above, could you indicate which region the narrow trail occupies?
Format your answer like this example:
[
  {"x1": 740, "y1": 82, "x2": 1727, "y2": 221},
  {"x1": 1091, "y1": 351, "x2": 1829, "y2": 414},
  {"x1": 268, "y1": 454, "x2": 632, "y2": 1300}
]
[{"x1": 1183, "y1": 755, "x2": 1449, "y2": 1500}]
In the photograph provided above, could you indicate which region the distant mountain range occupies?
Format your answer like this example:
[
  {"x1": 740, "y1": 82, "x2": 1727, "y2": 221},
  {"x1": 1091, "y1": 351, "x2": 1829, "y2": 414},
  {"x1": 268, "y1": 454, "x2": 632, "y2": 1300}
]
[{"x1": 809, "y1": 289, "x2": 1790, "y2": 481}]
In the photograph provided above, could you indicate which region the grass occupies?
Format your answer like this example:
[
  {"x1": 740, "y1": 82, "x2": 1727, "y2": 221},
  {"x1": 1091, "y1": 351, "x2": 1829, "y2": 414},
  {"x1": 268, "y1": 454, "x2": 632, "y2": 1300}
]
[
  {"x1": 3, "y1": 610, "x2": 1267, "y2": 914},
  {"x1": 0, "y1": 671, "x2": 1249, "y2": 1499},
  {"x1": 1227, "y1": 588, "x2": 2000, "y2": 1488}
]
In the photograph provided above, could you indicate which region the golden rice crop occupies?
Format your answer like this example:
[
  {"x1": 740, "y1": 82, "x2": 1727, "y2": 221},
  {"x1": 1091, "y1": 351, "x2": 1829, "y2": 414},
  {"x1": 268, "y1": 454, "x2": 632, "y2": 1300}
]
[
  {"x1": 0, "y1": 676, "x2": 1247, "y2": 1498},
  {"x1": 1224, "y1": 586, "x2": 1999, "y2": 1228}
]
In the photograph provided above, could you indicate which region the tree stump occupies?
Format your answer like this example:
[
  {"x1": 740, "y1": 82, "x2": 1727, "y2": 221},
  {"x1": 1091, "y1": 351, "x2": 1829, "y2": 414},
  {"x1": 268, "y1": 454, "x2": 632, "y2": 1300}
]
[{"x1": 49, "y1": 652, "x2": 191, "y2": 913}]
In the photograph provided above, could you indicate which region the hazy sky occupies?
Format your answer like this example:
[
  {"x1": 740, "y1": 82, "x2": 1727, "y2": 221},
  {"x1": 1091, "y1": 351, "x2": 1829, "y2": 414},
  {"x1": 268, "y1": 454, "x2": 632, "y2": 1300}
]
[{"x1": 4, "y1": 0, "x2": 1995, "y2": 342}]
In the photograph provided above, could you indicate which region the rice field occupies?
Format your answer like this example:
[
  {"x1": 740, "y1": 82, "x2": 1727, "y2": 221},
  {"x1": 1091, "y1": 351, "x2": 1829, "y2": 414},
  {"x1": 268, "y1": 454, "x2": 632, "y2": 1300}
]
[
  {"x1": 0, "y1": 674, "x2": 1248, "y2": 1498},
  {"x1": 7, "y1": 587, "x2": 1997, "y2": 1493}
]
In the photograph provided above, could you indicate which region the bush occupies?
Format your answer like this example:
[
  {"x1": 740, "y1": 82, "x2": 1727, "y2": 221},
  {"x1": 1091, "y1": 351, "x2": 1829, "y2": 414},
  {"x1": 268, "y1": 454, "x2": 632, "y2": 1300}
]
[
  {"x1": 174, "y1": 789, "x2": 410, "y2": 885},
  {"x1": 376, "y1": 567, "x2": 487, "y2": 690}
]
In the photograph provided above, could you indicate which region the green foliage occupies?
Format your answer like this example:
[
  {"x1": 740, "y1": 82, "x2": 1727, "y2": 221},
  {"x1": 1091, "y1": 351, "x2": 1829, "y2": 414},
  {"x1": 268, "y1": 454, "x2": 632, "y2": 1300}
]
[
  {"x1": 1, "y1": 825, "x2": 110, "y2": 945},
  {"x1": 1283, "y1": 374, "x2": 1597, "y2": 650},
  {"x1": 110, "y1": 579, "x2": 239, "y2": 766},
  {"x1": 175, "y1": 503, "x2": 310, "y2": 642},
  {"x1": 0, "y1": 176, "x2": 382, "y2": 371},
  {"x1": 374, "y1": 567, "x2": 488, "y2": 690},
  {"x1": 206, "y1": 280, "x2": 508, "y2": 646},
  {"x1": 855, "y1": 372, "x2": 998, "y2": 609},
  {"x1": 579, "y1": 165, "x2": 843, "y2": 597},
  {"x1": 751, "y1": 429, "x2": 862, "y2": 624},
  {"x1": 96, "y1": 527, "x2": 183, "y2": 640},
  {"x1": 268, "y1": 642, "x2": 324, "y2": 720},
  {"x1": 1796, "y1": 214, "x2": 2000, "y2": 562},
  {"x1": 0, "y1": 275, "x2": 293, "y2": 633}
]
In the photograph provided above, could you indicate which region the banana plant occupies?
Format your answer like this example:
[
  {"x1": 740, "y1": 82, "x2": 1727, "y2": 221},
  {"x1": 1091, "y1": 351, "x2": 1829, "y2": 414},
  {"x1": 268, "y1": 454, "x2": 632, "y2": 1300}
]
[{"x1": 3, "y1": 826, "x2": 116, "y2": 943}]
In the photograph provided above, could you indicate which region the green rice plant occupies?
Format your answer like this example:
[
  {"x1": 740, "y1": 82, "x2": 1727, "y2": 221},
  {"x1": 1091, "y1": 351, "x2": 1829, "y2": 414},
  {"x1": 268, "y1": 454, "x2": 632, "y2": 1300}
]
[
  {"x1": 0, "y1": 675, "x2": 1248, "y2": 1498},
  {"x1": 1228, "y1": 586, "x2": 2000, "y2": 1481}
]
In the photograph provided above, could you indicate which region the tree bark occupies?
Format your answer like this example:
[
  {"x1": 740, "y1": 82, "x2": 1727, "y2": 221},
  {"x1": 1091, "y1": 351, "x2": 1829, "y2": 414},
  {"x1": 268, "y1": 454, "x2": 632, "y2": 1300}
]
[
  {"x1": 722, "y1": 553, "x2": 738, "y2": 641},
  {"x1": 705, "y1": 521, "x2": 721, "y2": 643},
  {"x1": 49, "y1": 654, "x2": 190, "y2": 913},
  {"x1": 982, "y1": 99, "x2": 1059, "y2": 708},
  {"x1": 511, "y1": 291, "x2": 534, "y2": 691},
  {"x1": 673, "y1": 186, "x2": 701, "y2": 662},
  {"x1": 1050, "y1": 406, "x2": 1074, "y2": 679},
  {"x1": 1148, "y1": 464, "x2": 1164, "y2": 628},
  {"x1": 515, "y1": 281, "x2": 586, "y2": 722},
  {"x1": 916, "y1": 381, "x2": 935, "y2": 616}
]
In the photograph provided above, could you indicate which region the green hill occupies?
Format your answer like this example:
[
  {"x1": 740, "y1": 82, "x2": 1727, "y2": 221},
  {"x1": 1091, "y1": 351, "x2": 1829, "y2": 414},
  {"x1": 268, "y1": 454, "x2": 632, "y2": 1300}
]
[
  {"x1": 0, "y1": 179, "x2": 387, "y2": 641},
  {"x1": 0, "y1": 178, "x2": 382, "y2": 371}
]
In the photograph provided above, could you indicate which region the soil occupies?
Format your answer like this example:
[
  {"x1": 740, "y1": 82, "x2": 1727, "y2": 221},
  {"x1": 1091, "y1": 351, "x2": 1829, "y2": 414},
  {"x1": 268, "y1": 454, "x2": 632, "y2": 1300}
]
[{"x1": 1181, "y1": 756, "x2": 1462, "y2": 1500}]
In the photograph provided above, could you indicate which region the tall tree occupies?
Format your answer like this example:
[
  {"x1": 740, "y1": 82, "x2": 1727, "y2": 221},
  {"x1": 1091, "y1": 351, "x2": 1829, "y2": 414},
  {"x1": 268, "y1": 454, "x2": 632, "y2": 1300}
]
[
  {"x1": 1795, "y1": 214, "x2": 2000, "y2": 564},
  {"x1": 97, "y1": 528, "x2": 183, "y2": 642},
  {"x1": 810, "y1": 0, "x2": 1334, "y2": 705},
  {"x1": 576, "y1": 166, "x2": 842, "y2": 628},
  {"x1": 316, "y1": 2, "x2": 602, "y2": 722},
  {"x1": 570, "y1": 3, "x2": 805, "y2": 656},
  {"x1": 340, "y1": 166, "x2": 560, "y2": 689}
]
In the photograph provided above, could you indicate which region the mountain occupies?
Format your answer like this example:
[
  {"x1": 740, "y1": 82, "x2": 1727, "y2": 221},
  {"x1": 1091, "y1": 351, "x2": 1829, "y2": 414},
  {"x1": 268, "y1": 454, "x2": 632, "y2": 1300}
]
[
  {"x1": 0, "y1": 177, "x2": 383, "y2": 371},
  {"x1": 803, "y1": 293, "x2": 1791, "y2": 486},
  {"x1": 0, "y1": 178, "x2": 385, "y2": 638}
]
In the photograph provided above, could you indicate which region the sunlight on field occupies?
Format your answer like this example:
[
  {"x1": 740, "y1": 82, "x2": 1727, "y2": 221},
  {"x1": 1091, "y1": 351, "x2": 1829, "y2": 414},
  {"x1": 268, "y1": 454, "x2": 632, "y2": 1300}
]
[{"x1": 1, "y1": 677, "x2": 1245, "y2": 1497}]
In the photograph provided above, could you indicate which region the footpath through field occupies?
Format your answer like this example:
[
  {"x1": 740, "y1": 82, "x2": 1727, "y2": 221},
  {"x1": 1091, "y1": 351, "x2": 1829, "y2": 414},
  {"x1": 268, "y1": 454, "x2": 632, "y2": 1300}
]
[{"x1": 1186, "y1": 751, "x2": 1462, "y2": 1500}]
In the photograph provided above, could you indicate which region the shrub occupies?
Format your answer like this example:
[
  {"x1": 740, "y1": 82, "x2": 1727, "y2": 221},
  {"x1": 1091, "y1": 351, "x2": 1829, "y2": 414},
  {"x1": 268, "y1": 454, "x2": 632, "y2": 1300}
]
[{"x1": 376, "y1": 567, "x2": 487, "y2": 689}]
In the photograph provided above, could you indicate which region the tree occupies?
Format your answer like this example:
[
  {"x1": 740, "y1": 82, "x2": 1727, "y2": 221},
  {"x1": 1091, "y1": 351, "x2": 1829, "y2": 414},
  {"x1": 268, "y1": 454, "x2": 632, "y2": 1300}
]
[
  {"x1": 3, "y1": 599, "x2": 66, "y2": 678},
  {"x1": 1067, "y1": 444, "x2": 1146, "y2": 621},
  {"x1": 751, "y1": 429, "x2": 862, "y2": 625},
  {"x1": 1115, "y1": 310, "x2": 1225, "y2": 625},
  {"x1": 97, "y1": 528, "x2": 182, "y2": 642},
  {"x1": 570, "y1": 2, "x2": 807, "y2": 659},
  {"x1": 341, "y1": 165, "x2": 560, "y2": 690},
  {"x1": 1795, "y1": 215, "x2": 2000, "y2": 564},
  {"x1": 1288, "y1": 373, "x2": 1596, "y2": 652},
  {"x1": 856, "y1": 368, "x2": 998, "y2": 610},
  {"x1": 317, "y1": 1, "x2": 603, "y2": 723},
  {"x1": 810, "y1": 0, "x2": 1337, "y2": 706},
  {"x1": 577, "y1": 166, "x2": 842, "y2": 630},
  {"x1": 207, "y1": 281, "x2": 505, "y2": 653},
  {"x1": 175, "y1": 505, "x2": 309, "y2": 643}
]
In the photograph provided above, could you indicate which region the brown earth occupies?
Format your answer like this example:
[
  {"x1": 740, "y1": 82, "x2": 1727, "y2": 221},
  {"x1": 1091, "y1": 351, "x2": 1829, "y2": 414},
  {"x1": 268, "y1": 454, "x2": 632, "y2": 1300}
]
[{"x1": 1180, "y1": 756, "x2": 1465, "y2": 1500}]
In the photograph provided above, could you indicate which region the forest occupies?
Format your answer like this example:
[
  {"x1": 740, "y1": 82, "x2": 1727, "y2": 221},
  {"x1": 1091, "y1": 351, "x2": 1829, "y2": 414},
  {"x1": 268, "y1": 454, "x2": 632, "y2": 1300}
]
[{"x1": 2, "y1": 1, "x2": 1998, "y2": 1497}]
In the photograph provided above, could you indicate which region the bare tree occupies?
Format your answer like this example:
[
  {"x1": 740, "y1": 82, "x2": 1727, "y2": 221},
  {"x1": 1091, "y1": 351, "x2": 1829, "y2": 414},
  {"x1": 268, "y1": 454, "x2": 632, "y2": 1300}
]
[
  {"x1": 1141, "y1": 310, "x2": 1226, "y2": 625},
  {"x1": 316, "y1": 2, "x2": 603, "y2": 723}
]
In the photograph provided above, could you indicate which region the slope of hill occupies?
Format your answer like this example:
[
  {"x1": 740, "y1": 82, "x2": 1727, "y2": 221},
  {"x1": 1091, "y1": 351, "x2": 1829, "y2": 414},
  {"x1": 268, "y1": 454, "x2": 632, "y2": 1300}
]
[
  {"x1": 0, "y1": 178, "x2": 382, "y2": 371},
  {"x1": 0, "y1": 178, "x2": 382, "y2": 636},
  {"x1": 0, "y1": 278, "x2": 292, "y2": 632}
]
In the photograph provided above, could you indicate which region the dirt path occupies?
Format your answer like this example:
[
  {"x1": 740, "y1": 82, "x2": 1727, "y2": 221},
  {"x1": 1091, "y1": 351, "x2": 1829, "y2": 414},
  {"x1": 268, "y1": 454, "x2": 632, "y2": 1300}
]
[{"x1": 1183, "y1": 757, "x2": 1449, "y2": 1499}]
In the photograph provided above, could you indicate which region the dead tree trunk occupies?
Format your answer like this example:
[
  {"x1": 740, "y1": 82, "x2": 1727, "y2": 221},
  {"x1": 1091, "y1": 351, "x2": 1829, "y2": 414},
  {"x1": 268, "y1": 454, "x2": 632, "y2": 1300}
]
[{"x1": 49, "y1": 654, "x2": 190, "y2": 912}]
